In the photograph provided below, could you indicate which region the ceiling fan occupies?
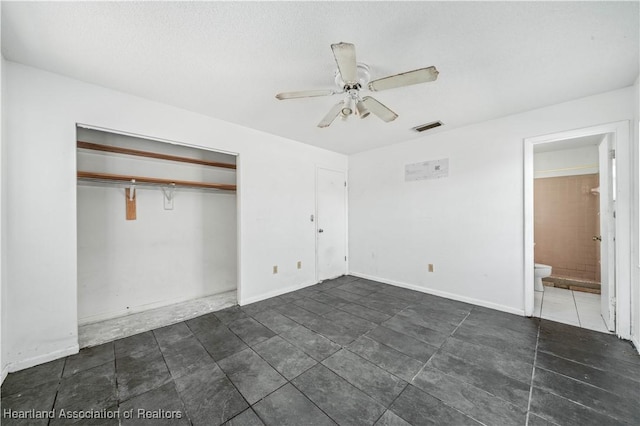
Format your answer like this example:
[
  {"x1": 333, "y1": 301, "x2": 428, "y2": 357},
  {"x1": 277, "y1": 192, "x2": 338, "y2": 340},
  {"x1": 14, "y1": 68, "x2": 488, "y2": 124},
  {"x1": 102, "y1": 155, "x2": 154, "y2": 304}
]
[{"x1": 275, "y1": 42, "x2": 439, "y2": 128}]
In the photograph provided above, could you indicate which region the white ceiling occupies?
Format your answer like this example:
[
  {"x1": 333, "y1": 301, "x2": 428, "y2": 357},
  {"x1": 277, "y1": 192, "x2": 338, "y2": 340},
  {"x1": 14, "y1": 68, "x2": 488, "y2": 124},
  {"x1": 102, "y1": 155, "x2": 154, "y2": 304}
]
[{"x1": 2, "y1": 1, "x2": 638, "y2": 154}]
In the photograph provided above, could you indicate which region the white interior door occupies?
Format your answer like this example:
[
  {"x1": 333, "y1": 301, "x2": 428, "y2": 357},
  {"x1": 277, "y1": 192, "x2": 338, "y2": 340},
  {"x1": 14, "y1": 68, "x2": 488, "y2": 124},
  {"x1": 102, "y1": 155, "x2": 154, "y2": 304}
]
[
  {"x1": 598, "y1": 135, "x2": 616, "y2": 331},
  {"x1": 316, "y1": 168, "x2": 347, "y2": 281}
]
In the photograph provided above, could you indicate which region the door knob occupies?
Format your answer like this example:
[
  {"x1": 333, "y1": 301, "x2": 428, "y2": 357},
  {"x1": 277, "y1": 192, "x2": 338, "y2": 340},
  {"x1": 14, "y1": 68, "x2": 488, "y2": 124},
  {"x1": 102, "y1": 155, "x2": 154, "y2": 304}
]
[
  {"x1": 318, "y1": 229, "x2": 324, "y2": 233},
  {"x1": 592, "y1": 235, "x2": 602, "y2": 241}
]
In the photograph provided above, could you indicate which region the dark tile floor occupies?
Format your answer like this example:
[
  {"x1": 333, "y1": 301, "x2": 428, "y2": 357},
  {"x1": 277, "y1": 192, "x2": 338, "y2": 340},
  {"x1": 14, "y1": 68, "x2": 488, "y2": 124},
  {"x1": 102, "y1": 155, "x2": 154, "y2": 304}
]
[{"x1": 2, "y1": 275, "x2": 639, "y2": 425}]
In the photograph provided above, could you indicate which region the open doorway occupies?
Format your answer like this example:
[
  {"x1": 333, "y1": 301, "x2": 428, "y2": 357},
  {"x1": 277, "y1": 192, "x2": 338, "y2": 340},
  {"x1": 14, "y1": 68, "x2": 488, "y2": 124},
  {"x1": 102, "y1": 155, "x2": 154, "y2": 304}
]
[
  {"x1": 524, "y1": 121, "x2": 631, "y2": 339},
  {"x1": 532, "y1": 134, "x2": 612, "y2": 332},
  {"x1": 76, "y1": 125, "x2": 239, "y2": 347}
]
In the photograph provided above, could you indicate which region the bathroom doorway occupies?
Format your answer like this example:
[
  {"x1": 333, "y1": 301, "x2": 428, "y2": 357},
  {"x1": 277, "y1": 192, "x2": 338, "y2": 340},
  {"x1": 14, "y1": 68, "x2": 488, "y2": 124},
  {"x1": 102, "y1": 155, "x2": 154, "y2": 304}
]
[
  {"x1": 532, "y1": 134, "x2": 609, "y2": 332},
  {"x1": 524, "y1": 121, "x2": 632, "y2": 339}
]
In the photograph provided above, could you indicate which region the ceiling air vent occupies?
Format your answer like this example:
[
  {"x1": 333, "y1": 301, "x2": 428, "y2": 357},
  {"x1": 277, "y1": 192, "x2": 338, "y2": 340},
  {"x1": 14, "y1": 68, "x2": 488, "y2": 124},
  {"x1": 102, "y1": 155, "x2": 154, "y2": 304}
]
[{"x1": 413, "y1": 121, "x2": 443, "y2": 133}]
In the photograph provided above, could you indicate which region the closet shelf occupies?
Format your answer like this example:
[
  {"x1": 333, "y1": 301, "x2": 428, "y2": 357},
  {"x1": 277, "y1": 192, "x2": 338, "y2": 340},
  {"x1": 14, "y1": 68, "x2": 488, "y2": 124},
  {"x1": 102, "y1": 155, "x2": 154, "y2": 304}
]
[
  {"x1": 77, "y1": 171, "x2": 236, "y2": 191},
  {"x1": 77, "y1": 141, "x2": 237, "y2": 170}
]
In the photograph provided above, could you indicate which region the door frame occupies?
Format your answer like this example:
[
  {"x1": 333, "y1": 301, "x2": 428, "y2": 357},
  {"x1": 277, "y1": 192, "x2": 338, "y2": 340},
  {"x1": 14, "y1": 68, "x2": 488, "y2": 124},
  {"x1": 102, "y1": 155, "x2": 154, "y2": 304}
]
[
  {"x1": 315, "y1": 166, "x2": 348, "y2": 282},
  {"x1": 523, "y1": 121, "x2": 631, "y2": 339}
]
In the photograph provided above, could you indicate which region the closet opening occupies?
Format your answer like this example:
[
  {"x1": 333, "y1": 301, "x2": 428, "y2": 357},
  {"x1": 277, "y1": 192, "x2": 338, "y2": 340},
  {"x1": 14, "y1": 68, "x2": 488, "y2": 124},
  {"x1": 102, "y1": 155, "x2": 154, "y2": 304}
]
[{"x1": 75, "y1": 126, "x2": 238, "y2": 348}]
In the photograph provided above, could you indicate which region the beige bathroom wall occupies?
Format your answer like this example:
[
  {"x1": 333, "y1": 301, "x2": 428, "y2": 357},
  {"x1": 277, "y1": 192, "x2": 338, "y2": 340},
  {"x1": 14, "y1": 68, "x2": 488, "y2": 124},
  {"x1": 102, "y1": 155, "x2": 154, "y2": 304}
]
[{"x1": 534, "y1": 174, "x2": 600, "y2": 282}]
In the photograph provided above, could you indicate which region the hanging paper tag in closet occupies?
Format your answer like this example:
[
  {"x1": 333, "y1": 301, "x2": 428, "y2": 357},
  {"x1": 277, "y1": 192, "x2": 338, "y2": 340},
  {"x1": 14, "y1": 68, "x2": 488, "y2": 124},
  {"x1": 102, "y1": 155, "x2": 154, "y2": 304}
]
[{"x1": 125, "y1": 188, "x2": 137, "y2": 220}]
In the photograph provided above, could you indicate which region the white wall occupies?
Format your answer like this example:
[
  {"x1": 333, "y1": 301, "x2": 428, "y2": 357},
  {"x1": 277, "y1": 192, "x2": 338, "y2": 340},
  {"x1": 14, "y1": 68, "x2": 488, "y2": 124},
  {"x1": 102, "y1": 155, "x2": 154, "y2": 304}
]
[
  {"x1": 632, "y1": 75, "x2": 640, "y2": 352},
  {"x1": 349, "y1": 87, "x2": 635, "y2": 315},
  {"x1": 534, "y1": 145, "x2": 599, "y2": 178},
  {"x1": 76, "y1": 129, "x2": 238, "y2": 324},
  {"x1": 3, "y1": 61, "x2": 347, "y2": 371}
]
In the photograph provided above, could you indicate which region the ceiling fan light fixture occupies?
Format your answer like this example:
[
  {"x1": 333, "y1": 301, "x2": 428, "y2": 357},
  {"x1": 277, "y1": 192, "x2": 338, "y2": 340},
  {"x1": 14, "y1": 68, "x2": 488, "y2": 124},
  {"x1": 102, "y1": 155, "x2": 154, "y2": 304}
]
[
  {"x1": 356, "y1": 100, "x2": 370, "y2": 118},
  {"x1": 341, "y1": 97, "x2": 354, "y2": 116}
]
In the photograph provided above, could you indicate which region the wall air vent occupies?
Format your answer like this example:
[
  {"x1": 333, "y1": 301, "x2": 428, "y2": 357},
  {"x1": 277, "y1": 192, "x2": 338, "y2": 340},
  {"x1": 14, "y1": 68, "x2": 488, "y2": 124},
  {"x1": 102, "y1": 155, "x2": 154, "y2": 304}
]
[{"x1": 413, "y1": 121, "x2": 443, "y2": 133}]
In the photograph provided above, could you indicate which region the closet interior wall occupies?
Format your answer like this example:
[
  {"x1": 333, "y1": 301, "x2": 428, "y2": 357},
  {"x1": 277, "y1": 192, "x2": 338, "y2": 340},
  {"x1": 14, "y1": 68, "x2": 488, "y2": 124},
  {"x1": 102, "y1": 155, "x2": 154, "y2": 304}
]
[{"x1": 76, "y1": 128, "x2": 237, "y2": 325}]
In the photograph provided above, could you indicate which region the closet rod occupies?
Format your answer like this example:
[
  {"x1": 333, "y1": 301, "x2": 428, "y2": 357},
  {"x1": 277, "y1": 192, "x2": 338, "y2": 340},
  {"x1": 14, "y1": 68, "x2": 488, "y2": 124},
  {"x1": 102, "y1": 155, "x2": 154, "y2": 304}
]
[
  {"x1": 77, "y1": 171, "x2": 236, "y2": 191},
  {"x1": 77, "y1": 141, "x2": 237, "y2": 170}
]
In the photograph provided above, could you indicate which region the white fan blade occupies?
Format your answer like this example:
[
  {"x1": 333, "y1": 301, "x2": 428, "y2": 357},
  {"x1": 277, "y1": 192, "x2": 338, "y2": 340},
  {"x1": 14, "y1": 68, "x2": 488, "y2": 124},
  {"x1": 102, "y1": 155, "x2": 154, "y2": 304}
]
[
  {"x1": 361, "y1": 96, "x2": 398, "y2": 122},
  {"x1": 276, "y1": 90, "x2": 336, "y2": 100},
  {"x1": 368, "y1": 66, "x2": 439, "y2": 92},
  {"x1": 318, "y1": 101, "x2": 345, "y2": 128},
  {"x1": 331, "y1": 42, "x2": 357, "y2": 84}
]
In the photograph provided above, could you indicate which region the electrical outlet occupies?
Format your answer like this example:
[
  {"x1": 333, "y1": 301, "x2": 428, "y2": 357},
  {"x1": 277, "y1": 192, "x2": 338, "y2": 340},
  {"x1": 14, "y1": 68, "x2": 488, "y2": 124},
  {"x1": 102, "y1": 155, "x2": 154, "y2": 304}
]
[
  {"x1": 297, "y1": 261, "x2": 302, "y2": 269},
  {"x1": 428, "y1": 264, "x2": 434, "y2": 272},
  {"x1": 273, "y1": 265, "x2": 278, "y2": 274}
]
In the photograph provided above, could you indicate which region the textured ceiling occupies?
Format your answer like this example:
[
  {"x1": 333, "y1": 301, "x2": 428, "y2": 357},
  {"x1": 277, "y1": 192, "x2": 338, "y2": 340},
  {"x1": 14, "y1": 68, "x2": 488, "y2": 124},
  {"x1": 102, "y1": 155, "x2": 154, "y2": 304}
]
[{"x1": 2, "y1": 1, "x2": 638, "y2": 154}]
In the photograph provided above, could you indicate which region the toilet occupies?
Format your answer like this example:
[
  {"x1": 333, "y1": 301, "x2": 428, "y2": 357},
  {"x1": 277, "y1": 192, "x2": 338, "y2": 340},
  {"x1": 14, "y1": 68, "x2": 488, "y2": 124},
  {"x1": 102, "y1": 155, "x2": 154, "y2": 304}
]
[{"x1": 534, "y1": 263, "x2": 552, "y2": 291}]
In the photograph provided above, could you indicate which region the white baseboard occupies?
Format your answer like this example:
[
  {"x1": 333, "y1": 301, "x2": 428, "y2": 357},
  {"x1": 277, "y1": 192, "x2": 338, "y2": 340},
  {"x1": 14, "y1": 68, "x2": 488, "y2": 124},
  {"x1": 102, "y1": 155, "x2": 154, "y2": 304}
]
[
  {"x1": 240, "y1": 280, "x2": 318, "y2": 306},
  {"x1": 6, "y1": 344, "x2": 79, "y2": 374},
  {"x1": 350, "y1": 271, "x2": 525, "y2": 316}
]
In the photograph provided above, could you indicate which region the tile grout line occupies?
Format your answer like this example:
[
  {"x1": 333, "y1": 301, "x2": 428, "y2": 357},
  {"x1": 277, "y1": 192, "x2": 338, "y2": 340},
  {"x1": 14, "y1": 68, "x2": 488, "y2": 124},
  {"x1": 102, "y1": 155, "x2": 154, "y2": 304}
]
[
  {"x1": 46, "y1": 357, "x2": 68, "y2": 426},
  {"x1": 527, "y1": 374, "x2": 632, "y2": 424},
  {"x1": 320, "y1": 285, "x2": 405, "y2": 318},
  {"x1": 263, "y1": 308, "x2": 346, "y2": 360},
  {"x1": 449, "y1": 310, "x2": 472, "y2": 337},
  {"x1": 525, "y1": 322, "x2": 542, "y2": 426},
  {"x1": 393, "y1": 308, "x2": 498, "y2": 426},
  {"x1": 571, "y1": 290, "x2": 583, "y2": 327},
  {"x1": 410, "y1": 310, "x2": 471, "y2": 383},
  {"x1": 416, "y1": 353, "x2": 528, "y2": 419},
  {"x1": 204, "y1": 322, "x2": 296, "y2": 420},
  {"x1": 536, "y1": 344, "x2": 640, "y2": 374},
  {"x1": 370, "y1": 381, "x2": 410, "y2": 425},
  {"x1": 111, "y1": 342, "x2": 121, "y2": 426},
  {"x1": 253, "y1": 282, "x2": 435, "y2": 423},
  {"x1": 339, "y1": 346, "x2": 409, "y2": 384},
  {"x1": 288, "y1": 378, "x2": 346, "y2": 425},
  {"x1": 150, "y1": 329, "x2": 195, "y2": 426},
  {"x1": 359, "y1": 327, "x2": 439, "y2": 371},
  {"x1": 210, "y1": 346, "x2": 260, "y2": 420},
  {"x1": 540, "y1": 288, "x2": 585, "y2": 328},
  {"x1": 406, "y1": 310, "x2": 535, "y2": 421},
  {"x1": 534, "y1": 362, "x2": 636, "y2": 394},
  {"x1": 279, "y1": 283, "x2": 391, "y2": 422}
]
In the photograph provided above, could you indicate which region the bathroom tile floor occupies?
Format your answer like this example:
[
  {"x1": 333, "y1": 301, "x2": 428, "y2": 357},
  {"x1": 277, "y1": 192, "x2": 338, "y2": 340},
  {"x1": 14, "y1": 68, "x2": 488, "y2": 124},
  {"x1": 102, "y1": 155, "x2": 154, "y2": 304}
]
[
  {"x1": 3, "y1": 276, "x2": 639, "y2": 425},
  {"x1": 535, "y1": 286, "x2": 610, "y2": 333}
]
